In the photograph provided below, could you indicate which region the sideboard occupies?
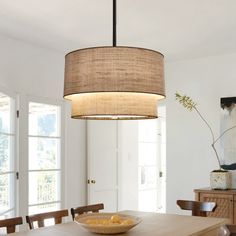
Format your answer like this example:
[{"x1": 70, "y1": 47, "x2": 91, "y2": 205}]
[{"x1": 194, "y1": 188, "x2": 236, "y2": 224}]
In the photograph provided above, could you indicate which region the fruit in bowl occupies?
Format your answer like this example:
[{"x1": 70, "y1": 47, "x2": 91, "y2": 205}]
[
  {"x1": 75, "y1": 213, "x2": 141, "y2": 234},
  {"x1": 85, "y1": 214, "x2": 134, "y2": 226}
]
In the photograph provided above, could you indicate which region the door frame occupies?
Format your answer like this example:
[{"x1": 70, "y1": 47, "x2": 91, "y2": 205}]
[{"x1": 0, "y1": 85, "x2": 18, "y2": 218}]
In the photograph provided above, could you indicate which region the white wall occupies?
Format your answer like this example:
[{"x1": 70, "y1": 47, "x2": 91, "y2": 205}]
[
  {"x1": 0, "y1": 34, "x2": 87, "y2": 212},
  {"x1": 165, "y1": 53, "x2": 236, "y2": 214},
  {"x1": 64, "y1": 103, "x2": 86, "y2": 210}
]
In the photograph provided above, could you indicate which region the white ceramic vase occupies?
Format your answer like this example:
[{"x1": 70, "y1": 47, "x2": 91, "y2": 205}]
[{"x1": 210, "y1": 170, "x2": 231, "y2": 190}]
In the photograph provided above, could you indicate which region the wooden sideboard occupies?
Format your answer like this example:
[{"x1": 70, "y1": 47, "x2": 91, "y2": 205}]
[{"x1": 194, "y1": 188, "x2": 236, "y2": 224}]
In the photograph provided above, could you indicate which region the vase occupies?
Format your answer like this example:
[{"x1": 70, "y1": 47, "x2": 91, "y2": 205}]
[{"x1": 210, "y1": 170, "x2": 231, "y2": 190}]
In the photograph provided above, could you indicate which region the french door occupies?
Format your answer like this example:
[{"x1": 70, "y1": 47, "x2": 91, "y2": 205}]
[
  {"x1": 0, "y1": 92, "x2": 64, "y2": 223},
  {"x1": 0, "y1": 91, "x2": 17, "y2": 219},
  {"x1": 87, "y1": 106, "x2": 166, "y2": 213},
  {"x1": 138, "y1": 105, "x2": 166, "y2": 212},
  {"x1": 27, "y1": 101, "x2": 62, "y2": 214}
]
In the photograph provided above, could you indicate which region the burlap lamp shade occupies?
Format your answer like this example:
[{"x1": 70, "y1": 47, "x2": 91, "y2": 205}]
[{"x1": 64, "y1": 46, "x2": 165, "y2": 120}]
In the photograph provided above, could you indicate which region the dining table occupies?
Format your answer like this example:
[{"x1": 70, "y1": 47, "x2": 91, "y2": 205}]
[{"x1": 10, "y1": 211, "x2": 227, "y2": 236}]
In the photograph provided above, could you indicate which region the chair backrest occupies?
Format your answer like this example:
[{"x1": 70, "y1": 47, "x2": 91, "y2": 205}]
[
  {"x1": 71, "y1": 203, "x2": 104, "y2": 220},
  {"x1": 226, "y1": 224, "x2": 236, "y2": 236},
  {"x1": 0, "y1": 217, "x2": 23, "y2": 234},
  {"x1": 26, "y1": 209, "x2": 68, "y2": 229},
  {"x1": 176, "y1": 200, "x2": 217, "y2": 217}
]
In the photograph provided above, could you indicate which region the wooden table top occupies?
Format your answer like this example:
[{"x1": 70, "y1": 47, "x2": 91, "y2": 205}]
[{"x1": 10, "y1": 211, "x2": 227, "y2": 236}]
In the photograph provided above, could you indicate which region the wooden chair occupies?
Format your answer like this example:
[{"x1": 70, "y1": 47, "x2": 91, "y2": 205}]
[
  {"x1": 26, "y1": 209, "x2": 68, "y2": 229},
  {"x1": 0, "y1": 217, "x2": 23, "y2": 234},
  {"x1": 71, "y1": 203, "x2": 104, "y2": 220},
  {"x1": 176, "y1": 200, "x2": 217, "y2": 217},
  {"x1": 225, "y1": 225, "x2": 236, "y2": 236}
]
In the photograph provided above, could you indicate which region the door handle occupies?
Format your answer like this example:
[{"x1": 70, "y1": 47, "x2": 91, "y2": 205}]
[{"x1": 91, "y1": 180, "x2": 96, "y2": 184}]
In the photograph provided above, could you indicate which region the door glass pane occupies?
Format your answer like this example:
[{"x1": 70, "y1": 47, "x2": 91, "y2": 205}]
[
  {"x1": 28, "y1": 101, "x2": 61, "y2": 214},
  {"x1": 138, "y1": 106, "x2": 166, "y2": 213},
  {"x1": 0, "y1": 174, "x2": 9, "y2": 213},
  {"x1": 0, "y1": 94, "x2": 11, "y2": 133},
  {"x1": 138, "y1": 119, "x2": 157, "y2": 143},
  {"x1": 29, "y1": 137, "x2": 60, "y2": 170},
  {"x1": 138, "y1": 190, "x2": 157, "y2": 212},
  {"x1": 29, "y1": 202, "x2": 60, "y2": 215},
  {"x1": 0, "y1": 135, "x2": 14, "y2": 172},
  {"x1": 139, "y1": 143, "x2": 157, "y2": 166},
  {"x1": 0, "y1": 92, "x2": 15, "y2": 218},
  {"x1": 28, "y1": 171, "x2": 60, "y2": 205},
  {"x1": 0, "y1": 173, "x2": 14, "y2": 214},
  {"x1": 138, "y1": 166, "x2": 157, "y2": 190},
  {"x1": 29, "y1": 103, "x2": 60, "y2": 137}
]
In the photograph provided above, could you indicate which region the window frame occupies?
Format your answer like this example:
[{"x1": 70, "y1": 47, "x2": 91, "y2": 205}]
[
  {"x1": 19, "y1": 95, "x2": 65, "y2": 217},
  {"x1": 138, "y1": 104, "x2": 166, "y2": 213},
  {"x1": 0, "y1": 85, "x2": 18, "y2": 219}
]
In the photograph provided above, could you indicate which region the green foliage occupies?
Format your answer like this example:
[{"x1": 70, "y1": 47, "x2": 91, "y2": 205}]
[{"x1": 175, "y1": 92, "x2": 197, "y2": 111}]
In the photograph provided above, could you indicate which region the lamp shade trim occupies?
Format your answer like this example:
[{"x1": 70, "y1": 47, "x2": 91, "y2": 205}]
[
  {"x1": 72, "y1": 115, "x2": 158, "y2": 120},
  {"x1": 65, "y1": 45, "x2": 164, "y2": 57},
  {"x1": 64, "y1": 91, "x2": 165, "y2": 100}
]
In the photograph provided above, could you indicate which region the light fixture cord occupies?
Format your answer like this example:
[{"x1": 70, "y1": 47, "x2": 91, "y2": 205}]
[{"x1": 113, "y1": 0, "x2": 117, "y2": 47}]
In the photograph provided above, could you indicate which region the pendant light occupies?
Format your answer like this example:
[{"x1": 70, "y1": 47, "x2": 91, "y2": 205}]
[{"x1": 64, "y1": 0, "x2": 165, "y2": 120}]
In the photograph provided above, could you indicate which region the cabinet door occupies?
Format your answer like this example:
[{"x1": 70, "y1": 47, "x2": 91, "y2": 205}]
[
  {"x1": 200, "y1": 193, "x2": 233, "y2": 223},
  {"x1": 234, "y1": 195, "x2": 236, "y2": 224}
]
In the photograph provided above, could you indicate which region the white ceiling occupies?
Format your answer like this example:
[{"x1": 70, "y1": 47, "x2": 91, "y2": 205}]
[{"x1": 0, "y1": 0, "x2": 235, "y2": 61}]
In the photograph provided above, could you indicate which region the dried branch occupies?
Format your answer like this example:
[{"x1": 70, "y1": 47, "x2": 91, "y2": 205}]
[{"x1": 175, "y1": 92, "x2": 236, "y2": 170}]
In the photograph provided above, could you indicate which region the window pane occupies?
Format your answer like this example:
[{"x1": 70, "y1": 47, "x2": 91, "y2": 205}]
[
  {"x1": 138, "y1": 190, "x2": 157, "y2": 212},
  {"x1": 0, "y1": 135, "x2": 14, "y2": 172},
  {"x1": 0, "y1": 94, "x2": 11, "y2": 133},
  {"x1": 29, "y1": 103, "x2": 60, "y2": 137},
  {"x1": 29, "y1": 137, "x2": 60, "y2": 170},
  {"x1": 0, "y1": 173, "x2": 14, "y2": 214},
  {"x1": 28, "y1": 202, "x2": 60, "y2": 228},
  {"x1": 0, "y1": 93, "x2": 15, "y2": 218},
  {"x1": 28, "y1": 101, "x2": 61, "y2": 215},
  {"x1": 28, "y1": 171, "x2": 60, "y2": 205},
  {"x1": 138, "y1": 166, "x2": 157, "y2": 190},
  {"x1": 138, "y1": 119, "x2": 157, "y2": 142},
  {"x1": 29, "y1": 202, "x2": 60, "y2": 215},
  {"x1": 138, "y1": 106, "x2": 166, "y2": 213},
  {"x1": 0, "y1": 210, "x2": 14, "y2": 220},
  {"x1": 139, "y1": 143, "x2": 157, "y2": 166}
]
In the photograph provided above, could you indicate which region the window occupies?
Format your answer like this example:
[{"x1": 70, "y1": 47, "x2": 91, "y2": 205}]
[
  {"x1": 0, "y1": 92, "x2": 16, "y2": 219},
  {"x1": 0, "y1": 91, "x2": 64, "y2": 224},
  {"x1": 28, "y1": 102, "x2": 61, "y2": 214}
]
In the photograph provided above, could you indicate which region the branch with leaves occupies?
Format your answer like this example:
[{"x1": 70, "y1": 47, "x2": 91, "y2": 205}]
[{"x1": 175, "y1": 92, "x2": 236, "y2": 170}]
